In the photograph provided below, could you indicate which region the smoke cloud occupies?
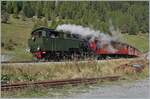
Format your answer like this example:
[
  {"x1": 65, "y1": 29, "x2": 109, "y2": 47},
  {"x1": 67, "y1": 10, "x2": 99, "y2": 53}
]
[
  {"x1": 56, "y1": 24, "x2": 100, "y2": 38},
  {"x1": 109, "y1": 19, "x2": 122, "y2": 41},
  {"x1": 56, "y1": 24, "x2": 119, "y2": 52}
]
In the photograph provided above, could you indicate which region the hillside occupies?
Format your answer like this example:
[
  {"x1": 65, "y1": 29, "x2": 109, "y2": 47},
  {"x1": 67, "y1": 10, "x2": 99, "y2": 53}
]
[
  {"x1": 1, "y1": 17, "x2": 149, "y2": 61},
  {"x1": 122, "y1": 34, "x2": 149, "y2": 52},
  {"x1": 1, "y1": 16, "x2": 33, "y2": 49},
  {"x1": 1, "y1": 16, "x2": 34, "y2": 61}
]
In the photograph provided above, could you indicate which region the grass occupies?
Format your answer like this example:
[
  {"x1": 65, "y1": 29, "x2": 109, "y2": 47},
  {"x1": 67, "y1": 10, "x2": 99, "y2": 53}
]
[
  {"x1": 1, "y1": 15, "x2": 33, "y2": 61},
  {"x1": 1, "y1": 15, "x2": 33, "y2": 48},
  {"x1": 10, "y1": 47, "x2": 33, "y2": 61},
  {"x1": 1, "y1": 60, "x2": 125, "y2": 83},
  {"x1": 122, "y1": 33, "x2": 149, "y2": 52}
]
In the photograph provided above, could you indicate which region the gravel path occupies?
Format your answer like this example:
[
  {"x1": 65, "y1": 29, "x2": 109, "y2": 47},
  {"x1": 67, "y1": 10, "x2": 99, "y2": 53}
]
[
  {"x1": 60, "y1": 79, "x2": 150, "y2": 99},
  {"x1": 2, "y1": 58, "x2": 133, "y2": 66}
]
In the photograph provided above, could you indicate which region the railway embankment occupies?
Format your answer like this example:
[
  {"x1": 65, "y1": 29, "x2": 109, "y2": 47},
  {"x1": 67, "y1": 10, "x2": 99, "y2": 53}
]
[{"x1": 1, "y1": 58, "x2": 148, "y2": 84}]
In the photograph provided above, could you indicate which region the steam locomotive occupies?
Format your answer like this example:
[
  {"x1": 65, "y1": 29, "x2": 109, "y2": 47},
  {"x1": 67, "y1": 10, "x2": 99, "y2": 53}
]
[{"x1": 28, "y1": 27, "x2": 142, "y2": 61}]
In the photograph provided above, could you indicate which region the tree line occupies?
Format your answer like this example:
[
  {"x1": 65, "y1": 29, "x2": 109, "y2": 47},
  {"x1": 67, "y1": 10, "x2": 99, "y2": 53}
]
[{"x1": 1, "y1": 1, "x2": 149, "y2": 34}]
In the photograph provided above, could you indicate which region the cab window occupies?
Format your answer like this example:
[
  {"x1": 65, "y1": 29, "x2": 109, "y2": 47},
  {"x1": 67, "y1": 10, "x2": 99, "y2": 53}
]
[
  {"x1": 32, "y1": 30, "x2": 47, "y2": 38},
  {"x1": 47, "y1": 31, "x2": 59, "y2": 38},
  {"x1": 42, "y1": 30, "x2": 46, "y2": 37},
  {"x1": 32, "y1": 31, "x2": 40, "y2": 38}
]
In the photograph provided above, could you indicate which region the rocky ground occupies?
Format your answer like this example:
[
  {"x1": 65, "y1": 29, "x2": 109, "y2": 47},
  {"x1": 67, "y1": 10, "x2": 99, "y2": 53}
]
[
  {"x1": 57, "y1": 79, "x2": 150, "y2": 99},
  {"x1": 1, "y1": 54, "x2": 12, "y2": 62}
]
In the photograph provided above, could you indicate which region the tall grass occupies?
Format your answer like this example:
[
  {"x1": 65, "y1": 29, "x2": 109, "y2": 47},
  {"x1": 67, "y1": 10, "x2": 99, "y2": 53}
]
[{"x1": 2, "y1": 59, "x2": 132, "y2": 83}]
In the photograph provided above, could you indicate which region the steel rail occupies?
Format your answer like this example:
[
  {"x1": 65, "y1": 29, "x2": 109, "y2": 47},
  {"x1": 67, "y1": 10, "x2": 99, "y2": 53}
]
[
  {"x1": 1, "y1": 58, "x2": 136, "y2": 65},
  {"x1": 1, "y1": 60, "x2": 39, "y2": 64},
  {"x1": 1, "y1": 75, "x2": 120, "y2": 91}
]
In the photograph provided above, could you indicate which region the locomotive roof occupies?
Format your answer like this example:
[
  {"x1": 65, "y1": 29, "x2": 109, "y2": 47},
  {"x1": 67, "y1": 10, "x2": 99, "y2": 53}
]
[
  {"x1": 31, "y1": 27, "x2": 80, "y2": 36},
  {"x1": 31, "y1": 27, "x2": 59, "y2": 34}
]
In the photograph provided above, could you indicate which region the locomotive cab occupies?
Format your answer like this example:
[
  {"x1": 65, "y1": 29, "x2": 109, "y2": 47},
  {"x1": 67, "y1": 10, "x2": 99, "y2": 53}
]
[
  {"x1": 31, "y1": 28, "x2": 59, "y2": 39},
  {"x1": 28, "y1": 27, "x2": 85, "y2": 60}
]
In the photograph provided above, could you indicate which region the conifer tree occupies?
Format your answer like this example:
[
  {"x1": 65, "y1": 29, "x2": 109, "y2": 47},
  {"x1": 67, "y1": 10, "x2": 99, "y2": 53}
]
[
  {"x1": 12, "y1": 2, "x2": 19, "y2": 18},
  {"x1": 20, "y1": 10, "x2": 26, "y2": 21},
  {"x1": 6, "y1": 1, "x2": 13, "y2": 13},
  {"x1": 1, "y1": 1, "x2": 149, "y2": 34}
]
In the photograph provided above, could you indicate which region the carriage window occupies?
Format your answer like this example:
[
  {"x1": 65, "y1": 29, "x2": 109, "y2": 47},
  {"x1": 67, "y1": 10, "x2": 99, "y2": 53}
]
[
  {"x1": 47, "y1": 31, "x2": 59, "y2": 38},
  {"x1": 42, "y1": 31, "x2": 46, "y2": 37},
  {"x1": 37, "y1": 31, "x2": 42, "y2": 37},
  {"x1": 51, "y1": 34, "x2": 55, "y2": 38},
  {"x1": 47, "y1": 31, "x2": 51, "y2": 37},
  {"x1": 47, "y1": 31, "x2": 55, "y2": 38},
  {"x1": 67, "y1": 34, "x2": 71, "y2": 38},
  {"x1": 32, "y1": 32, "x2": 39, "y2": 38}
]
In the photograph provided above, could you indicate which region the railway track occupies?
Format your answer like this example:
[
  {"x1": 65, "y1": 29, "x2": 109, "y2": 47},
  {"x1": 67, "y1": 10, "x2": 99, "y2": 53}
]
[
  {"x1": 1, "y1": 60, "x2": 66, "y2": 65},
  {"x1": 1, "y1": 60, "x2": 40, "y2": 64},
  {"x1": 1, "y1": 75, "x2": 120, "y2": 91},
  {"x1": 1, "y1": 58, "x2": 135, "y2": 65}
]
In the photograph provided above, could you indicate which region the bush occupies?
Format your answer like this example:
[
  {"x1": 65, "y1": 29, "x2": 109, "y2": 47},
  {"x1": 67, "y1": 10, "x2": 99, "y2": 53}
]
[
  {"x1": 4, "y1": 39, "x2": 17, "y2": 50},
  {"x1": 20, "y1": 10, "x2": 26, "y2": 21},
  {"x1": 32, "y1": 16, "x2": 48, "y2": 30},
  {"x1": 1, "y1": 10, "x2": 10, "y2": 23},
  {"x1": 1, "y1": 42, "x2": 5, "y2": 47},
  {"x1": 12, "y1": 14, "x2": 19, "y2": 19},
  {"x1": 1, "y1": 74, "x2": 10, "y2": 84}
]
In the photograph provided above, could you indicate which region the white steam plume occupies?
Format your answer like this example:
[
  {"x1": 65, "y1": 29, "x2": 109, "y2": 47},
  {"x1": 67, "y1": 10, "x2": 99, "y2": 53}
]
[
  {"x1": 56, "y1": 24, "x2": 117, "y2": 52},
  {"x1": 109, "y1": 19, "x2": 122, "y2": 41},
  {"x1": 56, "y1": 24, "x2": 100, "y2": 38}
]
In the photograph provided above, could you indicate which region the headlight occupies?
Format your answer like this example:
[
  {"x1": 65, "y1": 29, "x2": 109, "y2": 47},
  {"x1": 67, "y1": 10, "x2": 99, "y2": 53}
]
[
  {"x1": 32, "y1": 37, "x2": 35, "y2": 40},
  {"x1": 37, "y1": 47, "x2": 40, "y2": 51},
  {"x1": 32, "y1": 37, "x2": 35, "y2": 41}
]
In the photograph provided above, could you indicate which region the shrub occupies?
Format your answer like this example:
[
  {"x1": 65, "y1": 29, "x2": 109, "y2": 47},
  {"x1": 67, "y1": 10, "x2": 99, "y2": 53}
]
[{"x1": 1, "y1": 10, "x2": 10, "y2": 23}]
